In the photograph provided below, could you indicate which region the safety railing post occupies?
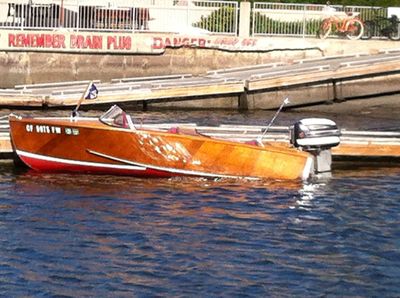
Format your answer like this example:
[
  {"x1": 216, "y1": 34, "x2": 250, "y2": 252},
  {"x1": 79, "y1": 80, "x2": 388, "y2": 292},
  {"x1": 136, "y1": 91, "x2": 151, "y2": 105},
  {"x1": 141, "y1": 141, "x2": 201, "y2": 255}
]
[
  {"x1": 302, "y1": 4, "x2": 306, "y2": 38},
  {"x1": 239, "y1": 1, "x2": 251, "y2": 37}
]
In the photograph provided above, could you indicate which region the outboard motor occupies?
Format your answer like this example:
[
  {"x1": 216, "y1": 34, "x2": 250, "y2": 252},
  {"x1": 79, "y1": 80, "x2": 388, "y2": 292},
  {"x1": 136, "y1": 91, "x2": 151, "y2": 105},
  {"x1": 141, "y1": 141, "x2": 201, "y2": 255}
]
[{"x1": 290, "y1": 118, "x2": 341, "y2": 176}]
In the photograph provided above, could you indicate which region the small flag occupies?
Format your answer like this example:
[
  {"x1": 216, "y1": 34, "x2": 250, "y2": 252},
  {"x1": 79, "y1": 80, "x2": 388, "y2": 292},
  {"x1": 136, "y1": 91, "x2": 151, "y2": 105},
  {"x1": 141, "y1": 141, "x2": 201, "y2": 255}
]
[{"x1": 85, "y1": 83, "x2": 98, "y2": 100}]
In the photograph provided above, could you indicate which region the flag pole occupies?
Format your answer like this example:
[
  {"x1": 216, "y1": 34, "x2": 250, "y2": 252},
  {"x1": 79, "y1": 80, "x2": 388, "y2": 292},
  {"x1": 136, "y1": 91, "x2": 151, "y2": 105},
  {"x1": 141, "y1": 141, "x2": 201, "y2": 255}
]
[
  {"x1": 71, "y1": 80, "x2": 93, "y2": 118},
  {"x1": 257, "y1": 97, "x2": 290, "y2": 146}
]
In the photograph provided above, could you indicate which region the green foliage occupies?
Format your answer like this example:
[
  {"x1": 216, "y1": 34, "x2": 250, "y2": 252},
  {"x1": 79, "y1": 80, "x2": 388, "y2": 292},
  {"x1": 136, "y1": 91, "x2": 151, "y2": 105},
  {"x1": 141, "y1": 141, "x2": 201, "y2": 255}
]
[
  {"x1": 253, "y1": 12, "x2": 321, "y2": 35},
  {"x1": 194, "y1": 1, "x2": 400, "y2": 35},
  {"x1": 194, "y1": 6, "x2": 236, "y2": 33}
]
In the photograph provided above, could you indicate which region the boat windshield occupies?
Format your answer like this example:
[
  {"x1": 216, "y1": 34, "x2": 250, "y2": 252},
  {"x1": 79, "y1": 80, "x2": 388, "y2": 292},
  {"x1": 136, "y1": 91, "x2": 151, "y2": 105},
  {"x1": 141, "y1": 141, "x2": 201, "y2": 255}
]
[{"x1": 99, "y1": 105, "x2": 135, "y2": 130}]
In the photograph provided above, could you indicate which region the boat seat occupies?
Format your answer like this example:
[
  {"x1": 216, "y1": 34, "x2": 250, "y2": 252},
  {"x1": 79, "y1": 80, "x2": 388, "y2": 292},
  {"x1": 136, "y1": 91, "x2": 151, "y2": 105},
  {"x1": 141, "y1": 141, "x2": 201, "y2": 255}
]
[{"x1": 244, "y1": 140, "x2": 262, "y2": 147}]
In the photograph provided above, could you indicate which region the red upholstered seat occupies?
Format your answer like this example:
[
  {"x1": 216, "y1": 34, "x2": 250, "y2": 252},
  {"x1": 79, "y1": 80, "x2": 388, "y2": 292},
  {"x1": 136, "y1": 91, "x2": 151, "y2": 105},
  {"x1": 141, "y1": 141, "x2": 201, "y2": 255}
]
[{"x1": 245, "y1": 140, "x2": 262, "y2": 146}]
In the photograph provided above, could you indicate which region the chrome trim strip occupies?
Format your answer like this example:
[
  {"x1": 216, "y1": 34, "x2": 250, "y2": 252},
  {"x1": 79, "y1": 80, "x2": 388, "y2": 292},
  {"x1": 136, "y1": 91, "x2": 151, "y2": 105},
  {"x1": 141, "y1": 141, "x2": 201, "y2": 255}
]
[
  {"x1": 16, "y1": 150, "x2": 147, "y2": 171},
  {"x1": 87, "y1": 149, "x2": 244, "y2": 179}
]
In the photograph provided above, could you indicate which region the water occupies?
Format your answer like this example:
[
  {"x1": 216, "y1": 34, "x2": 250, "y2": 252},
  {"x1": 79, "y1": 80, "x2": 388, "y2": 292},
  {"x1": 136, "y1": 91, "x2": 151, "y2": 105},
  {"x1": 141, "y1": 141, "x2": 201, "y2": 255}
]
[{"x1": 1, "y1": 101, "x2": 400, "y2": 297}]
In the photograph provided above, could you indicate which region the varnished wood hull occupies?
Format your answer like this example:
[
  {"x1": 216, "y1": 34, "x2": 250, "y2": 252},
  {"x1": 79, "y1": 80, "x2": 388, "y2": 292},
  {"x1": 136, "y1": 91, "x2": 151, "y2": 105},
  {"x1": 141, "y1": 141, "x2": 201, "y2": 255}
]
[{"x1": 9, "y1": 115, "x2": 313, "y2": 180}]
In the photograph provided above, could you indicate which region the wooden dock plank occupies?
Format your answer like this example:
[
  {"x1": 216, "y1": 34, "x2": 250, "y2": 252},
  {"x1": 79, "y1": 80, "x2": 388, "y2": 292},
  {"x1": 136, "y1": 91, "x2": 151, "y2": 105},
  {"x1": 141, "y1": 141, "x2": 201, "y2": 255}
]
[
  {"x1": 0, "y1": 136, "x2": 12, "y2": 153},
  {"x1": 45, "y1": 81, "x2": 244, "y2": 107},
  {"x1": 2, "y1": 52, "x2": 400, "y2": 108},
  {"x1": 246, "y1": 60, "x2": 400, "y2": 91},
  {"x1": 333, "y1": 143, "x2": 400, "y2": 157},
  {"x1": 0, "y1": 95, "x2": 44, "y2": 107}
]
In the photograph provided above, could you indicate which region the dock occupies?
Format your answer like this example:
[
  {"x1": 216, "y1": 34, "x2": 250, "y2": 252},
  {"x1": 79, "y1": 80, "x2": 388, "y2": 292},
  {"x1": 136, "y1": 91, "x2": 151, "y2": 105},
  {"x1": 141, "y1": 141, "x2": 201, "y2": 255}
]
[
  {"x1": 1, "y1": 119, "x2": 399, "y2": 161},
  {"x1": 2, "y1": 49, "x2": 400, "y2": 109}
]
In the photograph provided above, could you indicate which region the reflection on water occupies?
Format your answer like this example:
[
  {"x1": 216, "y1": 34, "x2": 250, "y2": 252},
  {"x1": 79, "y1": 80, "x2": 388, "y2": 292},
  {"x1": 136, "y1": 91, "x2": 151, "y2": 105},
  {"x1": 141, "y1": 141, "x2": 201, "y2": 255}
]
[{"x1": 0, "y1": 160, "x2": 399, "y2": 296}]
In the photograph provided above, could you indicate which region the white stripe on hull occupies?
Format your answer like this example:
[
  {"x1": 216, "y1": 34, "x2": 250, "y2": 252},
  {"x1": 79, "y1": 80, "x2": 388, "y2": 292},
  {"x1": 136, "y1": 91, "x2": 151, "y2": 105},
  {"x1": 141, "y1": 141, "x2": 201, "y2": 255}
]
[
  {"x1": 16, "y1": 150, "x2": 147, "y2": 171},
  {"x1": 87, "y1": 149, "x2": 243, "y2": 179}
]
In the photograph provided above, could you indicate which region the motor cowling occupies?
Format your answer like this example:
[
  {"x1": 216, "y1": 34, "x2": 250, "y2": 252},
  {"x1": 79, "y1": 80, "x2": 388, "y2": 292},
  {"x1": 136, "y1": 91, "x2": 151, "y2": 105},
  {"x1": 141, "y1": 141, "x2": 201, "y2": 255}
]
[
  {"x1": 290, "y1": 118, "x2": 341, "y2": 175},
  {"x1": 290, "y1": 118, "x2": 340, "y2": 150}
]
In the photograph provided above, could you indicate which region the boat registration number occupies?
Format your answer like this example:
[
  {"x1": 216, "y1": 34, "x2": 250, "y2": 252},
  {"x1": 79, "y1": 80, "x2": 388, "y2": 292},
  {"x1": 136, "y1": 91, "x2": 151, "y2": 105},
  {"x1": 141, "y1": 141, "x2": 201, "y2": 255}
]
[{"x1": 26, "y1": 124, "x2": 62, "y2": 135}]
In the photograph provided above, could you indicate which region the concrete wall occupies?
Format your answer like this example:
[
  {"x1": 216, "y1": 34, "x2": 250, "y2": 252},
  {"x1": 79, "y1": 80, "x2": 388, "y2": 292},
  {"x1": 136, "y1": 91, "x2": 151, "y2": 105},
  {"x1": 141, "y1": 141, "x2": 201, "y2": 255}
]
[
  {"x1": 2, "y1": 36, "x2": 400, "y2": 89},
  {"x1": 0, "y1": 45, "x2": 320, "y2": 88},
  {"x1": 2, "y1": 35, "x2": 400, "y2": 110}
]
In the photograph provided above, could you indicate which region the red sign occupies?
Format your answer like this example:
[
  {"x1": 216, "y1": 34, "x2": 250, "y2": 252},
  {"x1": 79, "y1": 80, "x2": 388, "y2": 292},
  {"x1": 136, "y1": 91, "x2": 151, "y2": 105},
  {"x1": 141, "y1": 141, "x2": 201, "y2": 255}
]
[
  {"x1": 9, "y1": 33, "x2": 66, "y2": 48},
  {"x1": 152, "y1": 36, "x2": 208, "y2": 49},
  {"x1": 4, "y1": 30, "x2": 259, "y2": 53}
]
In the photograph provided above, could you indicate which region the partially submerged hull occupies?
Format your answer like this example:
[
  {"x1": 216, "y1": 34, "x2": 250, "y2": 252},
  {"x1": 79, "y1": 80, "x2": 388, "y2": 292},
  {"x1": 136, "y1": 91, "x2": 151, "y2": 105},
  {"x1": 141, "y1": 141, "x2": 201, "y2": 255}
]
[{"x1": 9, "y1": 114, "x2": 313, "y2": 180}]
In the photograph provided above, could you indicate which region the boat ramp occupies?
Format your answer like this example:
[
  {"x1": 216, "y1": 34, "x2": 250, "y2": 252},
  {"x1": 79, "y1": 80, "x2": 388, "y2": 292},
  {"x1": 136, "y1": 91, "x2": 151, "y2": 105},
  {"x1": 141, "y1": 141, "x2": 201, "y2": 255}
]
[{"x1": 1, "y1": 49, "x2": 400, "y2": 110}]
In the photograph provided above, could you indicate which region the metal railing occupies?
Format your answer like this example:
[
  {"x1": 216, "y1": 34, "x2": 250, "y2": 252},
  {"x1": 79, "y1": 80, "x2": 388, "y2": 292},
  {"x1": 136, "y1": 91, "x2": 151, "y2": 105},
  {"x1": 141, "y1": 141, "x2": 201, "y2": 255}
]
[
  {"x1": 0, "y1": 0, "x2": 395, "y2": 38},
  {"x1": 252, "y1": 2, "x2": 386, "y2": 37},
  {"x1": 0, "y1": 0, "x2": 238, "y2": 34}
]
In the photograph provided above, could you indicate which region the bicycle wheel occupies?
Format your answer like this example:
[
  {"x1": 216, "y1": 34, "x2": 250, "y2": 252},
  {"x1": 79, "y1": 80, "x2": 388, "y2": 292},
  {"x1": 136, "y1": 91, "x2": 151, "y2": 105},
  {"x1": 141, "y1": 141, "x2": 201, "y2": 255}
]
[
  {"x1": 346, "y1": 19, "x2": 364, "y2": 40},
  {"x1": 318, "y1": 19, "x2": 332, "y2": 39},
  {"x1": 360, "y1": 20, "x2": 374, "y2": 40},
  {"x1": 388, "y1": 23, "x2": 400, "y2": 40}
]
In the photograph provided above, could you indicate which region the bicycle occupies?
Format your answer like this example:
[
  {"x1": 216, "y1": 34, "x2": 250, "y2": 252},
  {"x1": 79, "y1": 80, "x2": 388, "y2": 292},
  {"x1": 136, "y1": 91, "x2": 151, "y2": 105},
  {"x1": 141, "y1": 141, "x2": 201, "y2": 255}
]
[
  {"x1": 318, "y1": 10, "x2": 364, "y2": 40},
  {"x1": 361, "y1": 8, "x2": 400, "y2": 41}
]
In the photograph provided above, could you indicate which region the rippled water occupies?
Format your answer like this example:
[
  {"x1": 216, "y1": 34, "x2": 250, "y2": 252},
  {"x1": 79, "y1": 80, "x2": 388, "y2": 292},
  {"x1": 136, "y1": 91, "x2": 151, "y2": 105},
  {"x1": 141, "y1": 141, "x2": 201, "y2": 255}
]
[
  {"x1": 0, "y1": 164, "x2": 399, "y2": 297},
  {"x1": 1, "y1": 106, "x2": 400, "y2": 296}
]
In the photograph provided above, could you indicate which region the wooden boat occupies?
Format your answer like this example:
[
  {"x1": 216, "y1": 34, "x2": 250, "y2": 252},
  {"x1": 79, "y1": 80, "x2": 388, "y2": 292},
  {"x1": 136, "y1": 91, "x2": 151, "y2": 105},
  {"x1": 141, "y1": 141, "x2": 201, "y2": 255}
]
[{"x1": 8, "y1": 105, "x2": 340, "y2": 180}]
